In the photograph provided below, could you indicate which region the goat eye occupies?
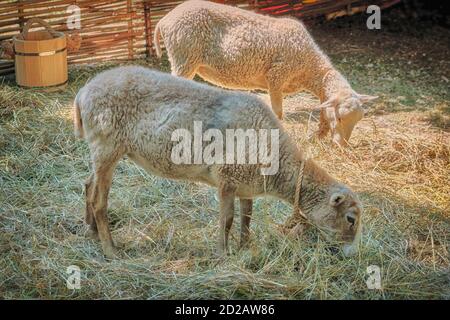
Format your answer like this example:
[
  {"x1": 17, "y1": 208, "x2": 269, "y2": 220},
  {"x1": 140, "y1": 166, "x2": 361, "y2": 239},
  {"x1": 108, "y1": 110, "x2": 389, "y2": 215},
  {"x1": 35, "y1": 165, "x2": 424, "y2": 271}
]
[{"x1": 346, "y1": 215, "x2": 355, "y2": 226}]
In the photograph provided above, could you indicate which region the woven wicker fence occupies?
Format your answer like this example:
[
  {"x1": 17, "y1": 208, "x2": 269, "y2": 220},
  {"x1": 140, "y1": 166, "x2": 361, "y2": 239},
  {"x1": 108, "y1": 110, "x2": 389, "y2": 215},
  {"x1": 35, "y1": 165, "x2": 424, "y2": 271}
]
[{"x1": 0, "y1": 0, "x2": 400, "y2": 75}]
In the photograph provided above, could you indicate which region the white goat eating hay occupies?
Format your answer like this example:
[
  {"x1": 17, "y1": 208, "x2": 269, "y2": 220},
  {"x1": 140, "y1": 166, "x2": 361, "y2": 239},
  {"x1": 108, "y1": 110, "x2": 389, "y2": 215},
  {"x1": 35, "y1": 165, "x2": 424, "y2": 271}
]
[
  {"x1": 154, "y1": 0, "x2": 377, "y2": 146},
  {"x1": 74, "y1": 66, "x2": 362, "y2": 258}
]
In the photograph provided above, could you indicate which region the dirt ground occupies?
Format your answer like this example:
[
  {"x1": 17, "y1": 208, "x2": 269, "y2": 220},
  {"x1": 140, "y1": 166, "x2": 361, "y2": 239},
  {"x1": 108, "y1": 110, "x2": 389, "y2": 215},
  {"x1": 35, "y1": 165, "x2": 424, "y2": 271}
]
[{"x1": 0, "y1": 8, "x2": 449, "y2": 299}]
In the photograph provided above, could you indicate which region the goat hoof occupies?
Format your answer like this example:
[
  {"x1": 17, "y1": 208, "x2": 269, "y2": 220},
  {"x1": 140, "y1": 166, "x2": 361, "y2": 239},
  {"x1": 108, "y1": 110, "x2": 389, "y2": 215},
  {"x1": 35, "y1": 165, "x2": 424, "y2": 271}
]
[
  {"x1": 214, "y1": 247, "x2": 228, "y2": 260},
  {"x1": 103, "y1": 245, "x2": 118, "y2": 260},
  {"x1": 87, "y1": 228, "x2": 99, "y2": 241}
]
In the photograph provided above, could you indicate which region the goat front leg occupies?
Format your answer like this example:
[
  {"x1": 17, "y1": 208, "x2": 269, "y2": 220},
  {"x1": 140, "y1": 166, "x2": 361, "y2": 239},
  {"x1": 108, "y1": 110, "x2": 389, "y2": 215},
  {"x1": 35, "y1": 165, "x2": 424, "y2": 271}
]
[
  {"x1": 240, "y1": 199, "x2": 253, "y2": 248},
  {"x1": 217, "y1": 183, "x2": 236, "y2": 256},
  {"x1": 317, "y1": 108, "x2": 331, "y2": 139}
]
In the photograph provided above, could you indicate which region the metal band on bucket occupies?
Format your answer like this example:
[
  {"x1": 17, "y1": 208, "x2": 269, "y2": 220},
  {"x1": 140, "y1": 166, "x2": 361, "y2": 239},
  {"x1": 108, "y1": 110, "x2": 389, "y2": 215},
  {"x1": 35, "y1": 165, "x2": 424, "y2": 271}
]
[
  {"x1": 14, "y1": 47, "x2": 66, "y2": 57},
  {"x1": 17, "y1": 79, "x2": 68, "y2": 89}
]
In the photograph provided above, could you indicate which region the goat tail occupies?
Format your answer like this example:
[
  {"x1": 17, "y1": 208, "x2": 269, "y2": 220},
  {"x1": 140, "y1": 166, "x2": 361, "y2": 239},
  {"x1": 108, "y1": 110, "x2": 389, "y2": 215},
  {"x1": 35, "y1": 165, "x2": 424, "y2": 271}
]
[
  {"x1": 154, "y1": 22, "x2": 163, "y2": 58},
  {"x1": 73, "y1": 91, "x2": 84, "y2": 139}
]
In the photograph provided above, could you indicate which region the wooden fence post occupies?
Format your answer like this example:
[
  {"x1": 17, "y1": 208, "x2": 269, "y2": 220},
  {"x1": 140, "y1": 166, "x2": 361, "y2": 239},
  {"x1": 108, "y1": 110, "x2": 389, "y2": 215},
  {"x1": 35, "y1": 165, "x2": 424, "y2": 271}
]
[
  {"x1": 127, "y1": 0, "x2": 134, "y2": 60},
  {"x1": 143, "y1": 0, "x2": 153, "y2": 57},
  {"x1": 18, "y1": 0, "x2": 24, "y2": 29}
]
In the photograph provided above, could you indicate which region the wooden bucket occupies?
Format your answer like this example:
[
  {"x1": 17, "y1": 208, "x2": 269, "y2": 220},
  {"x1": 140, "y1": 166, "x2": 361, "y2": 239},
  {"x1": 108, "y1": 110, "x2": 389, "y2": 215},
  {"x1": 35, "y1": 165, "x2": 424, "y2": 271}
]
[{"x1": 13, "y1": 18, "x2": 68, "y2": 91}]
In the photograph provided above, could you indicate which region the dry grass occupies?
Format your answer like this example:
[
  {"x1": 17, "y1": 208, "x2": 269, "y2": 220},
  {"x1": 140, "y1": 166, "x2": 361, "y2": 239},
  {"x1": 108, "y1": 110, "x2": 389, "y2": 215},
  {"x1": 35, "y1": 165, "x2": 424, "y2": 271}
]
[{"x1": 1, "y1": 18, "x2": 449, "y2": 299}]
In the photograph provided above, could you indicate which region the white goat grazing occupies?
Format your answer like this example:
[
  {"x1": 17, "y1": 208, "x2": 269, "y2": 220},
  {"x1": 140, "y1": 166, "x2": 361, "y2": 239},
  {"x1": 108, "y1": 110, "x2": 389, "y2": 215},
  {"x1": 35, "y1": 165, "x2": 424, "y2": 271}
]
[
  {"x1": 74, "y1": 66, "x2": 362, "y2": 258},
  {"x1": 154, "y1": 0, "x2": 377, "y2": 146}
]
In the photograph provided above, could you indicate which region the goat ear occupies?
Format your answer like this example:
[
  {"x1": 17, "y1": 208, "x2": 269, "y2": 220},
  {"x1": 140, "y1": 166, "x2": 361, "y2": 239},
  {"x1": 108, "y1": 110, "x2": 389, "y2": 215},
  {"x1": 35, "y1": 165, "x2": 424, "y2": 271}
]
[
  {"x1": 358, "y1": 94, "x2": 378, "y2": 104},
  {"x1": 330, "y1": 192, "x2": 346, "y2": 207}
]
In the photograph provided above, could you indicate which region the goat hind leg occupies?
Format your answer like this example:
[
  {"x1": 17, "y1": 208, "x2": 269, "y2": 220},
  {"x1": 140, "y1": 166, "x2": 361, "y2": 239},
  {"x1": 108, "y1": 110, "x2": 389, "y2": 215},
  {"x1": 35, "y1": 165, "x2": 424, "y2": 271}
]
[
  {"x1": 171, "y1": 61, "x2": 197, "y2": 80},
  {"x1": 268, "y1": 89, "x2": 284, "y2": 120},
  {"x1": 91, "y1": 152, "x2": 122, "y2": 259},
  {"x1": 85, "y1": 173, "x2": 99, "y2": 240}
]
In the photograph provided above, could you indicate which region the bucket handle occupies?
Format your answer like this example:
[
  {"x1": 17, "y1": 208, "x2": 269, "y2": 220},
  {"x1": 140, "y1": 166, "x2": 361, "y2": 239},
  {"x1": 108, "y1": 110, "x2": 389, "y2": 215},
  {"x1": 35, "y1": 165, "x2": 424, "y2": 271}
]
[{"x1": 22, "y1": 18, "x2": 60, "y2": 40}]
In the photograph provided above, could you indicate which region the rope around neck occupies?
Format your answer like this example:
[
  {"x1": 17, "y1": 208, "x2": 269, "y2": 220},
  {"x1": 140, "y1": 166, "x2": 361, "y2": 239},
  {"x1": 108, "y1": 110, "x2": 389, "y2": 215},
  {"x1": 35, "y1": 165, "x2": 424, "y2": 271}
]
[
  {"x1": 278, "y1": 159, "x2": 309, "y2": 233},
  {"x1": 293, "y1": 160, "x2": 308, "y2": 221}
]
